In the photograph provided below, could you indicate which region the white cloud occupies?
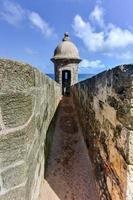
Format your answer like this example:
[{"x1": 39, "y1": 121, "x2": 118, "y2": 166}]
[
  {"x1": 73, "y1": 2, "x2": 133, "y2": 60},
  {"x1": 29, "y1": 12, "x2": 55, "y2": 38},
  {"x1": 105, "y1": 51, "x2": 133, "y2": 61},
  {"x1": 0, "y1": 1, "x2": 56, "y2": 38},
  {"x1": 90, "y1": 4, "x2": 104, "y2": 27},
  {"x1": 105, "y1": 25, "x2": 133, "y2": 49},
  {"x1": 73, "y1": 15, "x2": 104, "y2": 52},
  {"x1": 79, "y1": 59, "x2": 105, "y2": 69},
  {"x1": 0, "y1": 0, "x2": 25, "y2": 26}
]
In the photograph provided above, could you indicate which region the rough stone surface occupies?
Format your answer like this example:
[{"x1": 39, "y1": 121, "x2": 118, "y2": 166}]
[
  {"x1": 72, "y1": 65, "x2": 133, "y2": 200},
  {"x1": 0, "y1": 186, "x2": 26, "y2": 200},
  {"x1": 0, "y1": 93, "x2": 32, "y2": 128},
  {"x1": 0, "y1": 59, "x2": 61, "y2": 200},
  {"x1": 126, "y1": 165, "x2": 133, "y2": 200},
  {"x1": 1, "y1": 162, "x2": 26, "y2": 190}
]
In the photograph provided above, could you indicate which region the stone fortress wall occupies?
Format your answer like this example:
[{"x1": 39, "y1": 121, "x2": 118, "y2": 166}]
[
  {"x1": 0, "y1": 58, "x2": 133, "y2": 200},
  {"x1": 0, "y1": 59, "x2": 61, "y2": 200},
  {"x1": 72, "y1": 65, "x2": 133, "y2": 200}
]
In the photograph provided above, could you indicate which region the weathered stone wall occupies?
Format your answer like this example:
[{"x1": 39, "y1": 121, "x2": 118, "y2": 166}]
[
  {"x1": 0, "y1": 59, "x2": 61, "y2": 200},
  {"x1": 72, "y1": 65, "x2": 133, "y2": 200}
]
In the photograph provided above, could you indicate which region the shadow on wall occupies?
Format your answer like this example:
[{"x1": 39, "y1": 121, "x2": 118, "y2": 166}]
[{"x1": 44, "y1": 104, "x2": 60, "y2": 176}]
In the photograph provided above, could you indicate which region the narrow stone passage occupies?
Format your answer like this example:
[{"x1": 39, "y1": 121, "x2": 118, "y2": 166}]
[{"x1": 43, "y1": 96, "x2": 99, "y2": 200}]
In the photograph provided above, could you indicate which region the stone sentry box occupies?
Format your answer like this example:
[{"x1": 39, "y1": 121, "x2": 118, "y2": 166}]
[
  {"x1": 72, "y1": 65, "x2": 133, "y2": 200},
  {"x1": 0, "y1": 59, "x2": 61, "y2": 200},
  {"x1": 51, "y1": 33, "x2": 81, "y2": 95}
]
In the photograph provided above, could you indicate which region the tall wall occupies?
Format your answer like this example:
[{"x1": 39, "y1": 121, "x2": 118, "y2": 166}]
[
  {"x1": 0, "y1": 59, "x2": 61, "y2": 200},
  {"x1": 72, "y1": 65, "x2": 133, "y2": 200}
]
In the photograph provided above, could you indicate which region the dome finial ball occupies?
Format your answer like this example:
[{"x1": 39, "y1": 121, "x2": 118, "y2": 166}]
[
  {"x1": 63, "y1": 32, "x2": 70, "y2": 41},
  {"x1": 64, "y1": 32, "x2": 69, "y2": 37}
]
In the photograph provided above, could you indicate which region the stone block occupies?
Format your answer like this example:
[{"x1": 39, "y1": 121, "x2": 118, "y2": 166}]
[
  {"x1": 1, "y1": 162, "x2": 26, "y2": 190},
  {"x1": 126, "y1": 165, "x2": 133, "y2": 200},
  {"x1": 0, "y1": 93, "x2": 32, "y2": 129},
  {"x1": 0, "y1": 186, "x2": 25, "y2": 200},
  {"x1": 0, "y1": 59, "x2": 35, "y2": 92},
  {"x1": 127, "y1": 131, "x2": 133, "y2": 165},
  {"x1": 0, "y1": 130, "x2": 26, "y2": 169}
]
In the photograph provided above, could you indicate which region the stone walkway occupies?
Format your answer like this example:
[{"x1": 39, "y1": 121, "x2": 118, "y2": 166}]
[{"x1": 43, "y1": 96, "x2": 99, "y2": 200}]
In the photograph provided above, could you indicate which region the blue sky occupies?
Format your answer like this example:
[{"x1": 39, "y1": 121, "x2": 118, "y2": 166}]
[{"x1": 0, "y1": 0, "x2": 133, "y2": 74}]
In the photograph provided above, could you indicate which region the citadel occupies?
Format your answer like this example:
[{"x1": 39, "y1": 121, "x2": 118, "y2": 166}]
[{"x1": 0, "y1": 33, "x2": 133, "y2": 200}]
